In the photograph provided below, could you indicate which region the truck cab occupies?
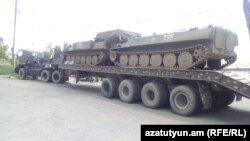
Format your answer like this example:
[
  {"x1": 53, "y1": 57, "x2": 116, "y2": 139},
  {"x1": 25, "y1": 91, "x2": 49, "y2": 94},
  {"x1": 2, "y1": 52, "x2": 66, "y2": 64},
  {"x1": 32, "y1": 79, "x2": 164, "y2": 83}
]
[
  {"x1": 15, "y1": 50, "x2": 44, "y2": 67},
  {"x1": 15, "y1": 49, "x2": 47, "y2": 79}
]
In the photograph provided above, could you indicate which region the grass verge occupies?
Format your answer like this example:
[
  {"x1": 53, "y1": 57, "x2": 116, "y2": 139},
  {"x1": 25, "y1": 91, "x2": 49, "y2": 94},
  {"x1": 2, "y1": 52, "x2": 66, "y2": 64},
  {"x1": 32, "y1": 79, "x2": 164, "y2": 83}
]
[{"x1": 0, "y1": 59, "x2": 16, "y2": 76}]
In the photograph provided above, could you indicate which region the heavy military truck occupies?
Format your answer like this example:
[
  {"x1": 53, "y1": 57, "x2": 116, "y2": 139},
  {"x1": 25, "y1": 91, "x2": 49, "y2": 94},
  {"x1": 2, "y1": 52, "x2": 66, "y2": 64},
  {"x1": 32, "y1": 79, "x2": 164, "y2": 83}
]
[
  {"x1": 15, "y1": 49, "x2": 45, "y2": 79},
  {"x1": 15, "y1": 47, "x2": 65, "y2": 82},
  {"x1": 16, "y1": 27, "x2": 250, "y2": 116}
]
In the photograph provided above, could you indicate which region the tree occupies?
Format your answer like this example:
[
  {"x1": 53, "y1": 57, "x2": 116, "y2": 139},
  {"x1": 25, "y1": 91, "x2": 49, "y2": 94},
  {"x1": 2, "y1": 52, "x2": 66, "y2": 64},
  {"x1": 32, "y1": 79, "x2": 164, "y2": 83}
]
[
  {"x1": 43, "y1": 43, "x2": 53, "y2": 59},
  {"x1": 0, "y1": 37, "x2": 9, "y2": 60}
]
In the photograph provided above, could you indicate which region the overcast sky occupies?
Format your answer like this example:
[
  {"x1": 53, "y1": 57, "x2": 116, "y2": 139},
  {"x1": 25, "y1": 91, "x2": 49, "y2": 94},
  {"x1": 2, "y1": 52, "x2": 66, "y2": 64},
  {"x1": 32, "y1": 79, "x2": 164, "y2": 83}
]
[{"x1": 0, "y1": 0, "x2": 250, "y2": 66}]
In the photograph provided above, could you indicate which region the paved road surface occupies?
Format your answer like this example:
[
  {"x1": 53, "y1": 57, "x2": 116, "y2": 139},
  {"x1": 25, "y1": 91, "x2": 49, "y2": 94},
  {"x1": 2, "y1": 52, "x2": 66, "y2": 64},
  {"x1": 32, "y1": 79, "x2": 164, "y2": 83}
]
[{"x1": 0, "y1": 77, "x2": 250, "y2": 141}]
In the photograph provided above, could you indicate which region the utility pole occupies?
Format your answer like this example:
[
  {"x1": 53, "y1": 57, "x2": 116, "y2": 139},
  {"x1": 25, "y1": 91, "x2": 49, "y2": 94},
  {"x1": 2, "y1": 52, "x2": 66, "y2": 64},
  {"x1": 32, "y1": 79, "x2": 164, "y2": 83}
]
[{"x1": 12, "y1": 0, "x2": 18, "y2": 65}]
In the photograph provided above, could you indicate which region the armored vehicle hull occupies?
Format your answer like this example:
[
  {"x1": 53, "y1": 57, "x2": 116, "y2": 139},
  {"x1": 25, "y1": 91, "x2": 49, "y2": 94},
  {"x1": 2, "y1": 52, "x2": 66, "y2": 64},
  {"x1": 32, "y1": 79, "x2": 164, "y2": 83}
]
[{"x1": 63, "y1": 26, "x2": 238, "y2": 70}]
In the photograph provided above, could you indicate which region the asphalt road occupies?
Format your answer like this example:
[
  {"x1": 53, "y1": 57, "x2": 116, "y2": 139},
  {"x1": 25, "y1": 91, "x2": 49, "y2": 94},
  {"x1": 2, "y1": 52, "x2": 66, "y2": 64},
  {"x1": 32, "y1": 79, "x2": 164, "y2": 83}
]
[{"x1": 0, "y1": 77, "x2": 250, "y2": 141}]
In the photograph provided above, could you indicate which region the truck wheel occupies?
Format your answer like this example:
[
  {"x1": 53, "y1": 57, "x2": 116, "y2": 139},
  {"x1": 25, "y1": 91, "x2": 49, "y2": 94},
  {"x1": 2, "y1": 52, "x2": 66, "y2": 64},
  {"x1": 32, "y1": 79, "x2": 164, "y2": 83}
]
[
  {"x1": 52, "y1": 70, "x2": 64, "y2": 84},
  {"x1": 141, "y1": 82, "x2": 168, "y2": 108},
  {"x1": 101, "y1": 78, "x2": 119, "y2": 98},
  {"x1": 118, "y1": 79, "x2": 141, "y2": 103},
  {"x1": 18, "y1": 68, "x2": 26, "y2": 80},
  {"x1": 41, "y1": 70, "x2": 51, "y2": 82},
  {"x1": 32, "y1": 76, "x2": 37, "y2": 80},
  {"x1": 170, "y1": 85, "x2": 201, "y2": 116}
]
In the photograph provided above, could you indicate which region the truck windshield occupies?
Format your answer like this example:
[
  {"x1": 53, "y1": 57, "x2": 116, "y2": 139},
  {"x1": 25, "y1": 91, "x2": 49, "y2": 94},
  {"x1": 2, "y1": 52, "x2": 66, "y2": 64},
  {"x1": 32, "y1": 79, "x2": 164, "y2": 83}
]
[{"x1": 32, "y1": 52, "x2": 43, "y2": 58}]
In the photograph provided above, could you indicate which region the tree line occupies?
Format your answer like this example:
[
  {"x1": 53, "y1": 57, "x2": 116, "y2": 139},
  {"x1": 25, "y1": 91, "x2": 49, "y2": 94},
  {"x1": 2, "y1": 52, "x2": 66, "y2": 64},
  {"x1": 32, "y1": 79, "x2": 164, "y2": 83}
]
[{"x1": 0, "y1": 37, "x2": 9, "y2": 61}]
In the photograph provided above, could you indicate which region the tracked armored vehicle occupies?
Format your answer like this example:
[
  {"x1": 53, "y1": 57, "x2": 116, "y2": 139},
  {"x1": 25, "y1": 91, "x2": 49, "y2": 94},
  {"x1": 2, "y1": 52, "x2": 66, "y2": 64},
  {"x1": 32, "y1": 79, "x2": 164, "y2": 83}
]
[
  {"x1": 63, "y1": 26, "x2": 238, "y2": 70},
  {"x1": 63, "y1": 30, "x2": 141, "y2": 66},
  {"x1": 110, "y1": 26, "x2": 238, "y2": 70}
]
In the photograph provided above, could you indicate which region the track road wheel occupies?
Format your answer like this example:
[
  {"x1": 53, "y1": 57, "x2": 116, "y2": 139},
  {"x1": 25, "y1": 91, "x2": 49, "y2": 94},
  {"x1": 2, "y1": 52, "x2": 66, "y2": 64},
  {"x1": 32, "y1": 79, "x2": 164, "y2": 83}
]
[
  {"x1": 86, "y1": 56, "x2": 92, "y2": 65},
  {"x1": 178, "y1": 52, "x2": 193, "y2": 68},
  {"x1": 118, "y1": 80, "x2": 141, "y2": 103},
  {"x1": 70, "y1": 56, "x2": 75, "y2": 62},
  {"x1": 18, "y1": 68, "x2": 26, "y2": 80},
  {"x1": 92, "y1": 55, "x2": 98, "y2": 65},
  {"x1": 75, "y1": 56, "x2": 80, "y2": 64},
  {"x1": 101, "y1": 78, "x2": 119, "y2": 98},
  {"x1": 52, "y1": 70, "x2": 64, "y2": 84},
  {"x1": 80, "y1": 56, "x2": 86, "y2": 64},
  {"x1": 129, "y1": 55, "x2": 138, "y2": 67},
  {"x1": 163, "y1": 53, "x2": 176, "y2": 68},
  {"x1": 41, "y1": 70, "x2": 51, "y2": 82},
  {"x1": 120, "y1": 55, "x2": 128, "y2": 66},
  {"x1": 170, "y1": 85, "x2": 201, "y2": 116},
  {"x1": 139, "y1": 54, "x2": 149, "y2": 67},
  {"x1": 141, "y1": 82, "x2": 168, "y2": 108},
  {"x1": 150, "y1": 54, "x2": 162, "y2": 67}
]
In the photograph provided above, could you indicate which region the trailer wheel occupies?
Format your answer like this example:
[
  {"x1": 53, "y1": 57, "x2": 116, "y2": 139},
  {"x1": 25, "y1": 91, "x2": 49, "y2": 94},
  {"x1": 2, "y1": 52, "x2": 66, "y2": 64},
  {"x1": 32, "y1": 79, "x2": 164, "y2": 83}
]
[
  {"x1": 118, "y1": 79, "x2": 141, "y2": 103},
  {"x1": 141, "y1": 82, "x2": 168, "y2": 108},
  {"x1": 52, "y1": 70, "x2": 64, "y2": 84},
  {"x1": 41, "y1": 70, "x2": 51, "y2": 82},
  {"x1": 212, "y1": 92, "x2": 235, "y2": 108},
  {"x1": 18, "y1": 68, "x2": 26, "y2": 80},
  {"x1": 226, "y1": 93, "x2": 235, "y2": 106},
  {"x1": 101, "y1": 78, "x2": 119, "y2": 98},
  {"x1": 170, "y1": 85, "x2": 201, "y2": 116}
]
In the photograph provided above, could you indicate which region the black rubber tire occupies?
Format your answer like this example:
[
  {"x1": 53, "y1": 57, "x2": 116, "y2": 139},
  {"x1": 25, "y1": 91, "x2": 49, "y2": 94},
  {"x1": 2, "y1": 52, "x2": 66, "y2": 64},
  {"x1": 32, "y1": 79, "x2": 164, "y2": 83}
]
[
  {"x1": 170, "y1": 85, "x2": 201, "y2": 116},
  {"x1": 211, "y1": 92, "x2": 235, "y2": 108},
  {"x1": 101, "y1": 78, "x2": 119, "y2": 98},
  {"x1": 211, "y1": 93, "x2": 220, "y2": 108},
  {"x1": 18, "y1": 68, "x2": 26, "y2": 80},
  {"x1": 41, "y1": 70, "x2": 51, "y2": 83},
  {"x1": 141, "y1": 82, "x2": 168, "y2": 109},
  {"x1": 118, "y1": 79, "x2": 141, "y2": 103},
  {"x1": 52, "y1": 70, "x2": 64, "y2": 84},
  {"x1": 226, "y1": 93, "x2": 235, "y2": 106}
]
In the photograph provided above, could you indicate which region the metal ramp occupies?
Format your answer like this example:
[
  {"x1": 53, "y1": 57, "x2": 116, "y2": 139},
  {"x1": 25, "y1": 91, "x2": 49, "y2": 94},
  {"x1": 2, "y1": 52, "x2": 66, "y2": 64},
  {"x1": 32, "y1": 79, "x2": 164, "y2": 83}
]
[{"x1": 220, "y1": 71, "x2": 250, "y2": 85}]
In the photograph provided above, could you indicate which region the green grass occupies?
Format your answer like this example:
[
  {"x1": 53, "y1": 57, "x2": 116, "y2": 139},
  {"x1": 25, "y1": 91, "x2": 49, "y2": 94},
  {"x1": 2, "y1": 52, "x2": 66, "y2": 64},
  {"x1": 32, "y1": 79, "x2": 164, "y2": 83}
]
[{"x1": 0, "y1": 59, "x2": 16, "y2": 76}]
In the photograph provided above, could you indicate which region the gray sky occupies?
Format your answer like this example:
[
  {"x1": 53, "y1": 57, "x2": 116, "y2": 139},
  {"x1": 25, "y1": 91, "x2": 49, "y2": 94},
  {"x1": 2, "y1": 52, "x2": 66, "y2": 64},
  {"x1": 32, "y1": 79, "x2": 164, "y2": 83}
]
[{"x1": 0, "y1": 0, "x2": 250, "y2": 66}]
